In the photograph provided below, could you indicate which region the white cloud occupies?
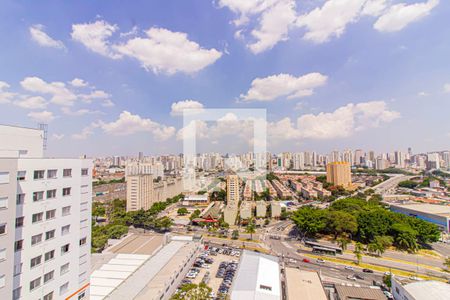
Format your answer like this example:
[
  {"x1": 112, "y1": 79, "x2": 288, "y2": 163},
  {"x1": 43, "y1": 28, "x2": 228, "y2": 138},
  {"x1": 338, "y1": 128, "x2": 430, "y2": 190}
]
[
  {"x1": 362, "y1": 0, "x2": 388, "y2": 17},
  {"x1": 113, "y1": 27, "x2": 222, "y2": 74},
  {"x1": 27, "y1": 110, "x2": 56, "y2": 123},
  {"x1": 240, "y1": 72, "x2": 327, "y2": 101},
  {"x1": 170, "y1": 100, "x2": 204, "y2": 116},
  {"x1": 443, "y1": 83, "x2": 450, "y2": 93},
  {"x1": 29, "y1": 24, "x2": 65, "y2": 50},
  {"x1": 61, "y1": 107, "x2": 102, "y2": 116},
  {"x1": 97, "y1": 111, "x2": 175, "y2": 140},
  {"x1": 101, "y1": 99, "x2": 115, "y2": 107},
  {"x1": 69, "y1": 78, "x2": 88, "y2": 87},
  {"x1": 374, "y1": 0, "x2": 439, "y2": 32},
  {"x1": 418, "y1": 91, "x2": 429, "y2": 96},
  {"x1": 14, "y1": 96, "x2": 48, "y2": 109},
  {"x1": 297, "y1": 0, "x2": 368, "y2": 44},
  {"x1": 71, "y1": 20, "x2": 121, "y2": 59},
  {"x1": 0, "y1": 81, "x2": 15, "y2": 104},
  {"x1": 80, "y1": 90, "x2": 110, "y2": 103},
  {"x1": 51, "y1": 133, "x2": 65, "y2": 140},
  {"x1": 72, "y1": 126, "x2": 94, "y2": 140},
  {"x1": 248, "y1": 0, "x2": 297, "y2": 54},
  {"x1": 268, "y1": 100, "x2": 400, "y2": 140},
  {"x1": 20, "y1": 76, "x2": 77, "y2": 106}
]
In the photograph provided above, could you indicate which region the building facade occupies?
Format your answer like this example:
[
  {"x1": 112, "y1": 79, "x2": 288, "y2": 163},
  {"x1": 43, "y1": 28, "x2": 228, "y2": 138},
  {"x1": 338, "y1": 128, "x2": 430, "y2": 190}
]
[
  {"x1": 326, "y1": 162, "x2": 352, "y2": 188},
  {"x1": 0, "y1": 125, "x2": 92, "y2": 300}
]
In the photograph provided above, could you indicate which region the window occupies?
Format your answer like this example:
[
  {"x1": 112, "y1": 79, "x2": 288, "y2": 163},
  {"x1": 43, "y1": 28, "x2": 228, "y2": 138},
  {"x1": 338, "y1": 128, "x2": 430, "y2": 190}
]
[
  {"x1": 0, "y1": 223, "x2": 6, "y2": 235},
  {"x1": 79, "y1": 237, "x2": 87, "y2": 246},
  {"x1": 61, "y1": 225, "x2": 70, "y2": 236},
  {"x1": 259, "y1": 285, "x2": 272, "y2": 291},
  {"x1": 80, "y1": 201, "x2": 88, "y2": 211},
  {"x1": 30, "y1": 277, "x2": 41, "y2": 291},
  {"x1": 12, "y1": 287, "x2": 21, "y2": 300},
  {"x1": 59, "y1": 282, "x2": 69, "y2": 295},
  {"x1": 31, "y1": 233, "x2": 42, "y2": 246},
  {"x1": 44, "y1": 270, "x2": 54, "y2": 283},
  {"x1": 62, "y1": 187, "x2": 71, "y2": 196},
  {"x1": 0, "y1": 196, "x2": 7, "y2": 209},
  {"x1": 47, "y1": 169, "x2": 57, "y2": 179},
  {"x1": 15, "y1": 216, "x2": 24, "y2": 228},
  {"x1": 14, "y1": 240, "x2": 23, "y2": 252},
  {"x1": 0, "y1": 172, "x2": 9, "y2": 184},
  {"x1": 45, "y1": 229, "x2": 55, "y2": 240},
  {"x1": 60, "y1": 262, "x2": 69, "y2": 275},
  {"x1": 13, "y1": 263, "x2": 22, "y2": 276},
  {"x1": 63, "y1": 169, "x2": 72, "y2": 177},
  {"x1": 0, "y1": 248, "x2": 5, "y2": 261},
  {"x1": 46, "y1": 209, "x2": 56, "y2": 220},
  {"x1": 30, "y1": 255, "x2": 42, "y2": 268},
  {"x1": 33, "y1": 191, "x2": 44, "y2": 202},
  {"x1": 61, "y1": 244, "x2": 70, "y2": 255},
  {"x1": 16, "y1": 193, "x2": 25, "y2": 204},
  {"x1": 78, "y1": 290, "x2": 86, "y2": 300},
  {"x1": 0, "y1": 274, "x2": 4, "y2": 288},
  {"x1": 33, "y1": 170, "x2": 45, "y2": 180},
  {"x1": 62, "y1": 206, "x2": 71, "y2": 216},
  {"x1": 44, "y1": 250, "x2": 55, "y2": 261},
  {"x1": 78, "y1": 271, "x2": 87, "y2": 283},
  {"x1": 43, "y1": 291, "x2": 54, "y2": 300},
  {"x1": 17, "y1": 171, "x2": 26, "y2": 181},
  {"x1": 47, "y1": 189, "x2": 56, "y2": 199},
  {"x1": 80, "y1": 219, "x2": 88, "y2": 228},
  {"x1": 32, "y1": 212, "x2": 43, "y2": 223},
  {"x1": 81, "y1": 168, "x2": 89, "y2": 176},
  {"x1": 81, "y1": 184, "x2": 89, "y2": 194}
]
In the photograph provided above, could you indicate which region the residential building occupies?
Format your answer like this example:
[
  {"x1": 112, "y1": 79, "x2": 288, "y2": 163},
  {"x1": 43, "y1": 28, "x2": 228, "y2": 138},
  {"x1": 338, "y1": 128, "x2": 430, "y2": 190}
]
[
  {"x1": 126, "y1": 174, "x2": 154, "y2": 211},
  {"x1": 326, "y1": 162, "x2": 352, "y2": 188},
  {"x1": 0, "y1": 124, "x2": 92, "y2": 300},
  {"x1": 256, "y1": 201, "x2": 266, "y2": 218}
]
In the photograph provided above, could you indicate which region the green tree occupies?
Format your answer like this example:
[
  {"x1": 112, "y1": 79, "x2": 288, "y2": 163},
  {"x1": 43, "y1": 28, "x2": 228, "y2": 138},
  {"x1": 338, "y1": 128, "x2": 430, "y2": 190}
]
[
  {"x1": 373, "y1": 235, "x2": 393, "y2": 256},
  {"x1": 337, "y1": 237, "x2": 351, "y2": 251},
  {"x1": 106, "y1": 225, "x2": 128, "y2": 239},
  {"x1": 177, "y1": 207, "x2": 189, "y2": 216},
  {"x1": 171, "y1": 283, "x2": 212, "y2": 300},
  {"x1": 92, "y1": 202, "x2": 105, "y2": 222},
  {"x1": 291, "y1": 206, "x2": 326, "y2": 238},
  {"x1": 383, "y1": 274, "x2": 392, "y2": 288},
  {"x1": 190, "y1": 209, "x2": 201, "y2": 221},
  {"x1": 326, "y1": 210, "x2": 358, "y2": 238},
  {"x1": 354, "y1": 242, "x2": 364, "y2": 265},
  {"x1": 232, "y1": 229, "x2": 239, "y2": 240},
  {"x1": 391, "y1": 223, "x2": 418, "y2": 252},
  {"x1": 155, "y1": 216, "x2": 173, "y2": 231},
  {"x1": 246, "y1": 219, "x2": 256, "y2": 240}
]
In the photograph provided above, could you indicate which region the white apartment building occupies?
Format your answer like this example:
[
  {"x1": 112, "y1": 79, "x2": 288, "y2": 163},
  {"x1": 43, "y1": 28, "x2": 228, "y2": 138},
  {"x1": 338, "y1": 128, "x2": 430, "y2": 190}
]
[{"x1": 0, "y1": 125, "x2": 92, "y2": 300}]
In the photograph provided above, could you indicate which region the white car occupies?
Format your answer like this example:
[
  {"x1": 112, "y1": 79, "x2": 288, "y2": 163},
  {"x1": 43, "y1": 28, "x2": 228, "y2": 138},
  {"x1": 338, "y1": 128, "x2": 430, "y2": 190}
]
[
  {"x1": 316, "y1": 259, "x2": 325, "y2": 264},
  {"x1": 347, "y1": 275, "x2": 357, "y2": 281},
  {"x1": 383, "y1": 291, "x2": 393, "y2": 299},
  {"x1": 345, "y1": 266, "x2": 354, "y2": 270}
]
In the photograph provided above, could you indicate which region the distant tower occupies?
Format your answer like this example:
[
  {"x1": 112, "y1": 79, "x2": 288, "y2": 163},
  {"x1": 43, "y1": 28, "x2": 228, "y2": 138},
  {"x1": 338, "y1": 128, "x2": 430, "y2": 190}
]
[
  {"x1": 38, "y1": 123, "x2": 48, "y2": 151},
  {"x1": 138, "y1": 151, "x2": 144, "y2": 161}
]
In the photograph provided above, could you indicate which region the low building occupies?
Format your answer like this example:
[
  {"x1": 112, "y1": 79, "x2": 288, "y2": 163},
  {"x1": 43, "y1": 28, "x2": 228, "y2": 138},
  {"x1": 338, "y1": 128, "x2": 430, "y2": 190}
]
[
  {"x1": 182, "y1": 194, "x2": 209, "y2": 206},
  {"x1": 90, "y1": 236, "x2": 202, "y2": 300},
  {"x1": 391, "y1": 276, "x2": 450, "y2": 300},
  {"x1": 256, "y1": 201, "x2": 267, "y2": 218},
  {"x1": 224, "y1": 205, "x2": 238, "y2": 225},
  {"x1": 230, "y1": 251, "x2": 281, "y2": 300},
  {"x1": 271, "y1": 202, "x2": 281, "y2": 218},
  {"x1": 240, "y1": 202, "x2": 253, "y2": 220},
  {"x1": 389, "y1": 203, "x2": 450, "y2": 233},
  {"x1": 285, "y1": 268, "x2": 327, "y2": 300},
  {"x1": 334, "y1": 285, "x2": 386, "y2": 300}
]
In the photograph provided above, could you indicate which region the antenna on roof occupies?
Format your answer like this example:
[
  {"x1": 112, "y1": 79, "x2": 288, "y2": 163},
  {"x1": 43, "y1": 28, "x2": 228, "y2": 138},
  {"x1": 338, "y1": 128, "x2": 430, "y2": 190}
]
[{"x1": 38, "y1": 123, "x2": 48, "y2": 151}]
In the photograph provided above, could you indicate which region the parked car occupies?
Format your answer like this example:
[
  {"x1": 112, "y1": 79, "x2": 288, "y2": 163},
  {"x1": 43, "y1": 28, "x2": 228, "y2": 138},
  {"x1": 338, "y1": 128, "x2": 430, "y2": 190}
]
[
  {"x1": 316, "y1": 259, "x2": 325, "y2": 264},
  {"x1": 345, "y1": 266, "x2": 354, "y2": 270},
  {"x1": 362, "y1": 268, "x2": 374, "y2": 273},
  {"x1": 355, "y1": 274, "x2": 365, "y2": 280},
  {"x1": 383, "y1": 291, "x2": 394, "y2": 299}
]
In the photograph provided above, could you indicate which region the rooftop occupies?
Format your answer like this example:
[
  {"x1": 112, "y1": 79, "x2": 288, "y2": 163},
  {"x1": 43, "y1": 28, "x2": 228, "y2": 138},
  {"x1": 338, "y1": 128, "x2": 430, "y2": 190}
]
[
  {"x1": 401, "y1": 280, "x2": 450, "y2": 300},
  {"x1": 390, "y1": 202, "x2": 450, "y2": 217},
  {"x1": 334, "y1": 285, "x2": 386, "y2": 300},
  {"x1": 285, "y1": 268, "x2": 327, "y2": 300}
]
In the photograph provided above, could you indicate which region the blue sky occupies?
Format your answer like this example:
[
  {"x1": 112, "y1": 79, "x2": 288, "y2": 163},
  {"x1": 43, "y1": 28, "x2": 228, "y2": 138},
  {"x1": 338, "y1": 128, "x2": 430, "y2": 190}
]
[{"x1": 0, "y1": 0, "x2": 449, "y2": 156}]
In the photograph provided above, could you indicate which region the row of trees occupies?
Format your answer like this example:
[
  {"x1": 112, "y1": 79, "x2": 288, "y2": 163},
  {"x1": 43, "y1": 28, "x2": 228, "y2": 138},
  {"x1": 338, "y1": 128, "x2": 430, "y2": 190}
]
[
  {"x1": 91, "y1": 194, "x2": 183, "y2": 252},
  {"x1": 291, "y1": 197, "x2": 440, "y2": 253}
]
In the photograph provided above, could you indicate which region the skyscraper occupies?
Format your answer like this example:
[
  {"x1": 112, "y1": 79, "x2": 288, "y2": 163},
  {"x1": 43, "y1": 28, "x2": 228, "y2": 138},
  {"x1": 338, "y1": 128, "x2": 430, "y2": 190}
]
[{"x1": 0, "y1": 125, "x2": 92, "y2": 300}]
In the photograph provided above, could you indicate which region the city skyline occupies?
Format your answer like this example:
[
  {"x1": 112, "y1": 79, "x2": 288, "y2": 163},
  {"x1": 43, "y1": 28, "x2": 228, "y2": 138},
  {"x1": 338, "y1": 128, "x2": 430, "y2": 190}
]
[{"x1": 0, "y1": 0, "x2": 449, "y2": 157}]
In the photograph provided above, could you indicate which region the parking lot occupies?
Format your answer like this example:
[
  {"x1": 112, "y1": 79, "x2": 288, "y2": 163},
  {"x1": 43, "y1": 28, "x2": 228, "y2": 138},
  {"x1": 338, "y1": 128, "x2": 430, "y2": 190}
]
[{"x1": 178, "y1": 246, "x2": 242, "y2": 299}]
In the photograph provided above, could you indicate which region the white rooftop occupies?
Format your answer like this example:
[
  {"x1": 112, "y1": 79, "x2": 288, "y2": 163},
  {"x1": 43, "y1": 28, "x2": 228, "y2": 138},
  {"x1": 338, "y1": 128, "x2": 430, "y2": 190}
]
[
  {"x1": 231, "y1": 250, "x2": 281, "y2": 300},
  {"x1": 403, "y1": 280, "x2": 450, "y2": 300}
]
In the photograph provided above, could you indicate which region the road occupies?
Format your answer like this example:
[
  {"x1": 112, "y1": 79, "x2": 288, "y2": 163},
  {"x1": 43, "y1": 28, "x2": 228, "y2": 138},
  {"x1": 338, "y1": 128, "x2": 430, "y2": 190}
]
[{"x1": 371, "y1": 174, "x2": 413, "y2": 195}]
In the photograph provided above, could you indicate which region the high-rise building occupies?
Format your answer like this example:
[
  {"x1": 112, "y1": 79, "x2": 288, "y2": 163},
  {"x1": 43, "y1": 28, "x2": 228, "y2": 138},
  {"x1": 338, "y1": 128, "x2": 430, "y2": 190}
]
[
  {"x1": 226, "y1": 175, "x2": 239, "y2": 205},
  {"x1": 126, "y1": 174, "x2": 154, "y2": 211},
  {"x1": 292, "y1": 152, "x2": 305, "y2": 170},
  {"x1": 0, "y1": 125, "x2": 92, "y2": 300},
  {"x1": 427, "y1": 153, "x2": 440, "y2": 170},
  {"x1": 326, "y1": 162, "x2": 352, "y2": 188},
  {"x1": 443, "y1": 151, "x2": 450, "y2": 170}
]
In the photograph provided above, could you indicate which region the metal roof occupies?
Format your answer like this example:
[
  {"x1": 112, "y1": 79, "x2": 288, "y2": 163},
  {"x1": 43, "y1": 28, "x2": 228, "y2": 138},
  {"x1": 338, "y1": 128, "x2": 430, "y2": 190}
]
[
  {"x1": 231, "y1": 250, "x2": 281, "y2": 300},
  {"x1": 403, "y1": 280, "x2": 450, "y2": 300}
]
